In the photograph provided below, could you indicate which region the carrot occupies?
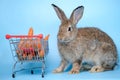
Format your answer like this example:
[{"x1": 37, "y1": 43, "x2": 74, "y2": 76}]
[
  {"x1": 35, "y1": 38, "x2": 42, "y2": 49},
  {"x1": 39, "y1": 50, "x2": 44, "y2": 58},
  {"x1": 38, "y1": 43, "x2": 41, "y2": 49},
  {"x1": 18, "y1": 27, "x2": 33, "y2": 50},
  {"x1": 18, "y1": 38, "x2": 24, "y2": 49},
  {"x1": 18, "y1": 27, "x2": 34, "y2": 58},
  {"x1": 28, "y1": 27, "x2": 34, "y2": 36},
  {"x1": 22, "y1": 53, "x2": 27, "y2": 59},
  {"x1": 28, "y1": 54, "x2": 33, "y2": 60},
  {"x1": 33, "y1": 42, "x2": 37, "y2": 48},
  {"x1": 27, "y1": 27, "x2": 34, "y2": 49},
  {"x1": 44, "y1": 34, "x2": 50, "y2": 40}
]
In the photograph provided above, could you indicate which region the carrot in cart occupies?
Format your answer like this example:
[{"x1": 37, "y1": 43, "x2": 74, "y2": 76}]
[
  {"x1": 27, "y1": 47, "x2": 35, "y2": 60},
  {"x1": 18, "y1": 38, "x2": 25, "y2": 49},
  {"x1": 44, "y1": 34, "x2": 50, "y2": 41},
  {"x1": 39, "y1": 50, "x2": 44, "y2": 58},
  {"x1": 28, "y1": 54, "x2": 33, "y2": 60},
  {"x1": 17, "y1": 39, "x2": 25, "y2": 55},
  {"x1": 28, "y1": 27, "x2": 34, "y2": 36},
  {"x1": 35, "y1": 38, "x2": 42, "y2": 49},
  {"x1": 26, "y1": 40, "x2": 33, "y2": 48},
  {"x1": 25, "y1": 43, "x2": 29, "y2": 48},
  {"x1": 21, "y1": 27, "x2": 34, "y2": 54},
  {"x1": 33, "y1": 40, "x2": 37, "y2": 48},
  {"x1": 31, "y1": 52, "x2": 35, "y2": 57},
  {"x1": 30, "y1": 48, "x2": 35, "y2": 56},
  {"x1": 22, "y1": 53, "x2": 27, "y2": 59},
  {"x1": 27, "y1": 27, "x2": 34, "y2": 49},
  {"x1": 38, "y1": 43, "x2": 41, "y2": 49},
  {"x1": 43, "y1": 35, "x2": 49, "y2": 52},
  {"x1": 44, "y1": 34, "x2": 50, "y2": 40}
]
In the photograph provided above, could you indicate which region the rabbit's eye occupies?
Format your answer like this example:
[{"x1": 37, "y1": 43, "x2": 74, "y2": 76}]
[{"x1": 67, "y1": 27, "x2": 72, "y2": 32}]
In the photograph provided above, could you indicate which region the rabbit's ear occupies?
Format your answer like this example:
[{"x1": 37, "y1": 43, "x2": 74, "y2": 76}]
[
  {"x1": 52, "y1": 4, "x2": 67, "y2": 22},
  {"x1": 70, "y1": 6, "x2": 84, "y2": 24}
]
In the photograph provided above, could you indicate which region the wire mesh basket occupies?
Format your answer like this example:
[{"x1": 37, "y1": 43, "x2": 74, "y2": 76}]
[{"x1": 6, "y1": 34, "x2": 49, "y2": 78}]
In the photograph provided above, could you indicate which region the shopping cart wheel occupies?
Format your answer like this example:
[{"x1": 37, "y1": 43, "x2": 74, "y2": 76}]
[
  {"x1": 12, "y1": 74, "x2": 15, "y2": 78},
  {"x1": 31, "y1": 70, "x2": 34, "y2": 74},
  {"x1": 42, "y1": 73, "x2": 44, "y2": 78}
]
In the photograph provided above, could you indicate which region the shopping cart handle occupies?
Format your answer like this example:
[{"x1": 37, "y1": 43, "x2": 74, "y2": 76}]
[
  {"x1": 6, "y1": 34, "x2": 11, "y2": 39},
  {"x1": 5, "y1": 34, "x2": 43, "y2": 39}
]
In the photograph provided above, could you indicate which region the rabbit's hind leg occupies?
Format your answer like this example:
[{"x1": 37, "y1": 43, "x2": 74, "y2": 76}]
[{"x1": 89, "y1": 65, "x2": 104, "y2": 73}]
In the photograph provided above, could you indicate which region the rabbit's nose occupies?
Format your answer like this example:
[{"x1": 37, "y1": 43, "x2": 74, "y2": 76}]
[
  {"x1": 57, "y1": 36, "x2": 64, "y2": 41},
  {"x1": 57, "y1": 36, "x2": 61, "y2": 40}
]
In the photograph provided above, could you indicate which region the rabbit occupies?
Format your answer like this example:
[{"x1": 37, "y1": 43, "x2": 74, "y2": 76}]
[{"x1": 52, "y1": 4, "x2": 118, "y2": 74}]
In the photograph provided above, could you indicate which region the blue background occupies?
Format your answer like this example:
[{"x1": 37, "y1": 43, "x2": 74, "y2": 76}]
[{"x1": 0, "y1": 0, "x2": 120, "y2": 80}]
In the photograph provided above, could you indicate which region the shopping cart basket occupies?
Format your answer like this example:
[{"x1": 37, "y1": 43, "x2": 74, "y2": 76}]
[{"x1": 5, "y1": 34, "x2": 49, "y2": 78}]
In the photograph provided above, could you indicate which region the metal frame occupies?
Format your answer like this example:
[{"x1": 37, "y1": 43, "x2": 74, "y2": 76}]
[{"x1": 6, "y1": 35, "x2": 49, "y2": 78}]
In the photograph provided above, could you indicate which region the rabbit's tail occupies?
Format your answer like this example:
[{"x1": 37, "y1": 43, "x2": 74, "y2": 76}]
[
  {"x1": 113, "y1": 55, "x2": 120, "y2": 70},
  {"x1": 103, "y1": 58, "x2": 119, "y2": 71}
]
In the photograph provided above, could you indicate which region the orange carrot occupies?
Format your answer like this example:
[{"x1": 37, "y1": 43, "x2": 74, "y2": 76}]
[
  {"x1": 28, "y1": 27, "x2": 34, "y2": 36},
  {"x1": 28, "y1": 54, "x2": 33, "y2": 60},
  {"x1": 18, "y1": 38, "x2": 24, "y2": 49},
  {"x1": 27, "y1": 27, "x2": 34, "y2": 49},
  {"x1": 37, "y1": 43, "x2": 41, "y2": 49},
  {"x1": 44, "y1": 34, "x2": 50, "y2": 40},
  {"x1": 22, "y1": 53, "x2": 27, "y2": 59},
  {"x1": 39, "y1": 50, "x2": 44, "y2": 58}
]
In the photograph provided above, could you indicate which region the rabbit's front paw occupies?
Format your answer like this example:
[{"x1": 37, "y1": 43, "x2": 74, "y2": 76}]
[
  {"x1": 69, "y1": 69, "x2": 80, "y2": 74},
  {"x1": 53, "y1": 68, "x2": 63, "y2": 73},
  {"x1": 89, "y1": 66, "x2": 104, "y2": 73}
]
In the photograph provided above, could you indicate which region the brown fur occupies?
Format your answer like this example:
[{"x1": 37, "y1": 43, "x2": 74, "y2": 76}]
[{"x1": 52, "y1": 4, "x2": 118, "y2": 74}]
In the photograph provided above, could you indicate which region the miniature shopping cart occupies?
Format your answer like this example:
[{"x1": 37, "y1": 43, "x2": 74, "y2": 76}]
[{"x1": 6, "y1": 34, "x2": 49, "y2": 78}]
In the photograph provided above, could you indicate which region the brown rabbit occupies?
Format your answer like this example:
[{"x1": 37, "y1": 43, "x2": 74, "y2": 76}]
[{"x1": 52, "y1": 4, "x2": 118, "y2": 74}]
